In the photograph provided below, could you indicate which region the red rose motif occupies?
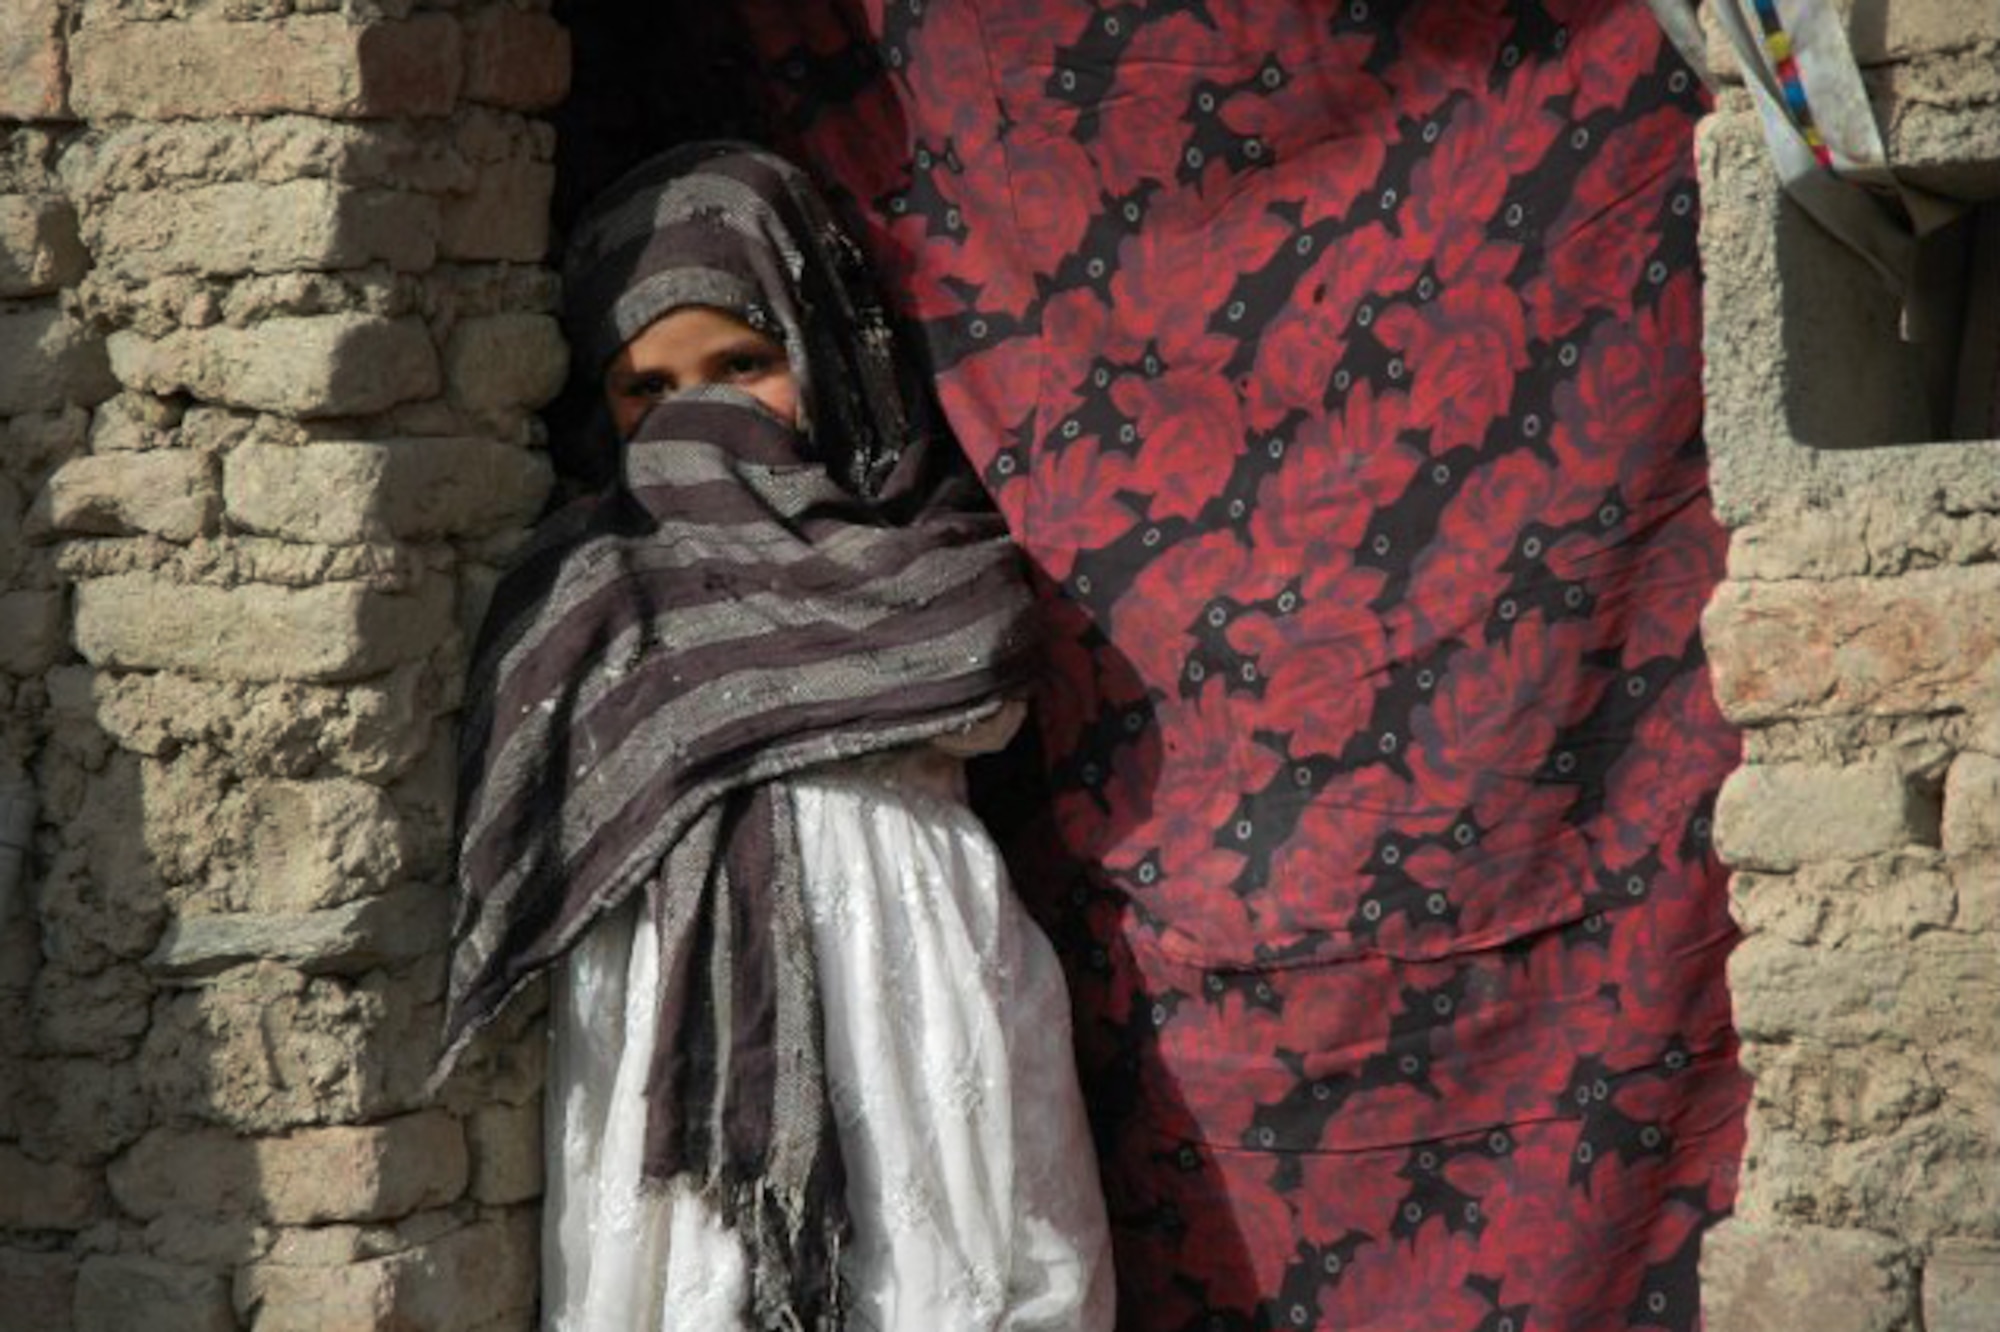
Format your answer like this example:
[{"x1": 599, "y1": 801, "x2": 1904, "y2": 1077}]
[
  {"x1": 1555, "y1": 0, "x2": 1668, "y2": 120},
  {"x1": 1378, "y1": 282, "x2": 1529, "y2": 453},
  {"x1": 1000, "y1": 127, "x2": 1102, "y2": 277},
  {"x1": 1553, "y1": 313, "x2": 1697, "y2": 492},
  {"x1": 1024, "y1": 439, "x2": 1143, "y2": 562},
  {"x1": 1398, "y1": 0, "x2": 1512, "y2": 102}
]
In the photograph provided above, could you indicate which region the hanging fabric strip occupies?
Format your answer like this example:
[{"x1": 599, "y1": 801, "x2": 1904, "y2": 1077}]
[{"x1": 1645, "y1": 0, "x2": 1963, "y2": 332}]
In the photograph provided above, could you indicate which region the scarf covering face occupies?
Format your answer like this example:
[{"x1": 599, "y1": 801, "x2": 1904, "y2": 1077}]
[{"x1": 439, "y1": 143, "x2": 1039, "y2": 1329}]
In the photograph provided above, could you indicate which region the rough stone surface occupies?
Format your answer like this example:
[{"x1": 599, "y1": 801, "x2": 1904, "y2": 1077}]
[
  {"x1": 0, "y1": 193, "x2": 85, "y2": 297},
  {"x1": 73, "y1": 1256, "x2": 234, "y2": 1332},
  {"x1": 1700, "y1": 1219, "x2": 1914, "y2": 1332},
  {"x1": 257, "y1": 1113, "x2": 467, "y2": 1225},
  {"x1": 106, "y1": 315, "x2": 441, "y2": 419},
  {"x1": 1714, "y1": 760, "x2": 1932, "y2": 871},
  {"x1": 147, "y1": 887, "x2": 444, "y2": 978},
  {"x1": 1729, "y1": 931, "x2": 1994, "y2": 1049},
  {"x1": 1703, "y1": 567, "x2": 2000, "y2": 724},
  {"x1": 466, "y1": 1102, "x2": 541, "y2": 1207},
  {"x1": 226, "y1": 438, "x2": 549, "y2": 543},
  {"x1": 0, "y1": 588, "x2": 65, "y2": 675},
  {"x1": 89, "y1": 670, "x2": 433, "y2": 785},
  {"x1": 0, "y1": 0, "x2": 67, "y2": 121},
  {"x1": 91, "y1": 180, "x2": 440, "y2": 280},
  {"x1": 1736, "y1": 1112, "x2": 2000, "y2": 1242},
  {"x1": 0, "y1": 308, "x2": 117, "y2": 415},
  {"x1": 140, "y1": 966, "x2": 440, "y2": 1132},
  {"x1": 1729, "y1": 852, "x2": 1957, "y2": 948},
  {"x1": 0, "y1": 1249, "x2": 76, "y2": 1332},
  {"x1": 444, "y1": 314, "x2": 567, "y2": 415},
  {"x1": 0, "y1": 1146, "x2": 99, "y2": 1229},
  {"x1": 39, "y1": 450, "x2": 219, "y2": 542},
  {"x1": 1924, "y1": 1240, "x2": 2000, "y2": 1332},
  {"x1": 1941, "y1": 753, "x2": 2000, "y2": 854},
  {"x1": 439, "y1": 156, "x2": 555, "y2": 263},
  {"x1": 108, "y1": 1127, "x2": 263, "y2": 1220},
  {"x1": 237, "y1": 1212, "x2": 536, "y2": 1332},
  {"x1": 11, "y1": 1055, "x2": 148, "y2": 1164},
  {"x1": 1875, "y1": 69, "x2": 2000, "y2": 203},
  {"x1": 464, "y1": 9, "x2": 572, "y2": 111},
  {"x1": 74, "y1": 570, "x2": 451, "y2": 683},
  {"x1": 1728, "y1": 501, "x2": 2000, "y2": 582},
  {"x1": 70, "y1": 15, "x2": 463, "y2": 122}
]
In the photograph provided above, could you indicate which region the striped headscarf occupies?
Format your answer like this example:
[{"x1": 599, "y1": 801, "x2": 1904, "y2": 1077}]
[{"x1": 439, "y1": 144, "x2": 1039, "y2": 1328}]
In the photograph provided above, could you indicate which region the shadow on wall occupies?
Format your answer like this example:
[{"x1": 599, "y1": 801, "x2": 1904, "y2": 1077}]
[
  {"x1": 21, "y1": 655, "x2": 551, "y2": 1324},
  {"x1": 1778, "y1": 197, "x2": 2000, "y2": 448}
]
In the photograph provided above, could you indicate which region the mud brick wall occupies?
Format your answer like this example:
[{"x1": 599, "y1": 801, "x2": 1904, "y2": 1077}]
[
  {"x1": 0, "y1": 4, "x2": 568, "y2": 1328},
  {"x1": 1693, "y1": 3, "x2": 2000, "y2": 1329}
]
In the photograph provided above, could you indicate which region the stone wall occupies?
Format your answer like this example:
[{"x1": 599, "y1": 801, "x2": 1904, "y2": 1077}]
[
  {"x1": 1694, "y1": 3, "x2": 2000, "y2": 1329},
  {"x1": 0, "y1": 3, "x2": 569, "y2": 1328}
]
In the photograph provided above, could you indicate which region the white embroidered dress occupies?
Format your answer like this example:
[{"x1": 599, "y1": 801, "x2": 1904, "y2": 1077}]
[{"x1": 543, "y1": 745, "x2": 1115, "y2": 1330}]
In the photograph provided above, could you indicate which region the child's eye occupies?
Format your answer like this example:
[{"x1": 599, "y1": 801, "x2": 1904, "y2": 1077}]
[
  {"x1": 628, "y1": 373, "x2": 671, "y2": 398},
  {"x1": 722, "y1": 351, "x2": 778, "y2": 380}
]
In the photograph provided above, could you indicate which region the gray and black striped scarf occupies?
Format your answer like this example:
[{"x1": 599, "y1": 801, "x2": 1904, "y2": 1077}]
[{"x1": 439, "y1": 145, "x2": 1038, "y2": 1328}]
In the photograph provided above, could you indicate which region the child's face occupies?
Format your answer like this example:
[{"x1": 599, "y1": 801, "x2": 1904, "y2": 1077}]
[{"x1": 603, "y1": 306, "x2": 799, "y2": 438}]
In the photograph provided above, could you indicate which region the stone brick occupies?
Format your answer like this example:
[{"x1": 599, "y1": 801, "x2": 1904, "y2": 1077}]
[
  {"x1": 74, "y1": 569, "x2": 452, "y2": 683},
  {"x1": 1743, "y1": 1041, "x2": 1946, "y2": 1146},
  {"x1": 0, "y1": 1145, "x2": 99, "y2": 1229},
  {"x1": 1728, "y1": 501, "x2": 2000, "y2": 583},
  {"x1": 0, "y1": 589, "x2": 65, "y2": 676},
  {"x1": 1700, "y1": 1220, "x2": 1913, "y2": 1332},
  {"x1": 238, "y1": 776, "x2": 409, "y2": 912},
  {"x1": 39, "y1": 451, "x2": 219, "y2": 541},
  {"x1": 226, "y1": 438, "x2": 549, "y2": 544},
  {"x1": 106, "y1": 315, "x2": 440, "y2": 419},
  {"x1": 1730, "y1": 931, "x2": 1994, "y2": 1049},
  {"x1": 141, "y1": 967, "x2": 439, "y2": 1132},
  {"x1": 1955, "y1": 852, "x2": 2000, "y2": 935},
  {"x1": 0, "y1": 0, "x2": 67, "y2": 121},
  {"x1": 112, "y1": 1105, "x2": 464, "y2": 1223},
  {"x1": 92, "y1": 181, "x2": 439, "y2": 280},
  {"x1": 1874, "y1": 48, "x2": 2000, "y2": 201},
  {"x1": 1715, "y1": 760, "x2": 1930, "y2": 872},
  {"x1": 70, "y1": 15, "x2": 462, "y2": 121},
  {"x1": 464, "y1": 9, "x2": 571, "y2": 110},
  {"x1": 1925, "y1": 1240, "x2": 2000, "y2": 1332},
  {"x1": 0, "y1": 194, "x2": 85, "y2": 297},
  {"x1": 1739, "y1": 1112, "x2": 2000, "y2": 1243},
  {"x1": 12, "y1": 1055, "x2": 148, "y2": 1164},
  {"x1": 1704, "y1": 567, "x2": 2000, "y2": 724},
  {"x1": 444, "y1": 313, "x2": 568, "y2": 415},
  {"x1": 0, "y1": 308, "x2": 117, "y2": 415},
  {"x1": 0, "y1": 1249, "x2": 75, "y2": 1332},
  {"x1": 147, "y1": 885, "x2": 444, "y2": 978},
  {"x1": 1942, "y1": 753, "x2": 2000, "y2": 854},
  {"x1": 108, "y1": 1127, "x2": 261, "y2": 1220},
  {"x1": 439, "y1": 158, "x2": 554, "y2": 262},
  {"x1": 91, "y1": 671, "x2": 433, "y2": 786},
  {"x1": 74, "y1": 1257, "x2": 233, "y2": 1332},
  {"x1": 256, "y1": 1111, "x2": 467, "y2": 1225},
  {"x1": 31, "y1": 961, "x2": 150, "y2": 1057},
  {"x1": 467, "y1": 1101, "x2": 541, "y2": 1206},
  {"x1": 1730, "y1": 853, "x2": 1956, "y2": 947},
  {"x1": 237, "y1": 1211, "x2": 535, "y2": 1332}
]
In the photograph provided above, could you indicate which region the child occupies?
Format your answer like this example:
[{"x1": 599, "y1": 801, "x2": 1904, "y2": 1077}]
[{"x1": 440, "y1": 143, "x2": 1113, "y2": 1331}]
